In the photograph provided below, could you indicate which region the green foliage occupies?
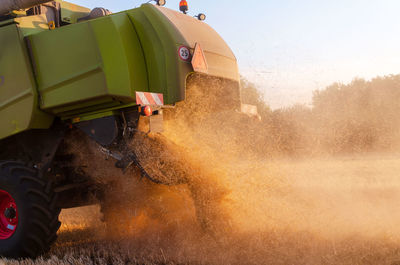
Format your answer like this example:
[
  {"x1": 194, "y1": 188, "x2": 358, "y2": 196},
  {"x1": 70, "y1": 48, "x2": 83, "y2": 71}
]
[
  {"x1": 240, "y1": 77, "x2": 271, "y2": 118},
  {"x1": 309, "y1": 75, "x2": 400, "y2": 154}
]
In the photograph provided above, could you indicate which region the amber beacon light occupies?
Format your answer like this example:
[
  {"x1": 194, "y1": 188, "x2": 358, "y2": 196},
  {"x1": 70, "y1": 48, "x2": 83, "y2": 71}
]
[{"x1": 179, "y1": 0, "x2": 188, "y2": 14}]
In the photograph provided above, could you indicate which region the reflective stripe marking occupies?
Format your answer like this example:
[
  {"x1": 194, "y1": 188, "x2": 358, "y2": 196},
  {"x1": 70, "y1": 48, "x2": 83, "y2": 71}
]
[
  {"x1": 136, "y1": 92, "x2": 164, "y2": 106},
  {"x1": 144, "y1": 93, "x2": 156, "y2": 105},
  {"x1": 153, "y1": 94, "x2": 163, "y2": 105},
  {"x1": 137, "y1": 92, "x2": 150, "y2": 105}
]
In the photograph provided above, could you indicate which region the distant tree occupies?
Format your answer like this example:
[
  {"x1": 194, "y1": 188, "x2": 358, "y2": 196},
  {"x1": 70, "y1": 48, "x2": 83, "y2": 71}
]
[
  {"x1": 311, "y1": 75, "x2": 400, "y2": 153},
  {"x1": 240, "y1": 77, "x2": 271, "y2": 119},
  {"x1": 238, "y1": 74, "x2": 400, "y2": 157}
]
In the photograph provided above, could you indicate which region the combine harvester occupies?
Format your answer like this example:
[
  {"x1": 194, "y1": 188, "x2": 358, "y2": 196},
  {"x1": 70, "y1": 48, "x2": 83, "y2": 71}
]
[{"x1": 0, "y1": 0, "x2": 255, "y2": 258}]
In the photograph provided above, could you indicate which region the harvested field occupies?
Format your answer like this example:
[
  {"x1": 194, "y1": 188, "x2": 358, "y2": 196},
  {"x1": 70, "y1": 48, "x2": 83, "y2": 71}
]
[{"x1": 3, "y1": 155, "x2": 400, "y2": 265}]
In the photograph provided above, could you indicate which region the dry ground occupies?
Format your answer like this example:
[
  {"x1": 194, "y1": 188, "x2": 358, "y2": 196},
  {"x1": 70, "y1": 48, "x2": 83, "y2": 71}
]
[{"x1": 2, "y1": 155, "x2": 400, "y2": 264}]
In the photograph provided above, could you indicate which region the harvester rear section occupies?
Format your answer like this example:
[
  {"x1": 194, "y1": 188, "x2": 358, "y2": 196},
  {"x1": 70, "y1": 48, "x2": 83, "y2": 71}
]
[{"x1": 0, "y1": 0, "x2": 244, "y2": 258}]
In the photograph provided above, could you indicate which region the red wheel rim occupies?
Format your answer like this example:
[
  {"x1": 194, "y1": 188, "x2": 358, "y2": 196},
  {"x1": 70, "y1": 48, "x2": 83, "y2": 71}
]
[{"x1": 0, "y1": 190, "x2": 18, "y2": 239}]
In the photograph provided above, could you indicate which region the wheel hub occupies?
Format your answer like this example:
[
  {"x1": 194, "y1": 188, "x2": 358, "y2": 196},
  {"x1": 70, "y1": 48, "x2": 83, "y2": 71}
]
[
  {"x1": 4, "y1": 207, "x2": 16, "y2": 219},
  {"x1": 0, "y1": 190, "x2": 18, "y2": 239}
]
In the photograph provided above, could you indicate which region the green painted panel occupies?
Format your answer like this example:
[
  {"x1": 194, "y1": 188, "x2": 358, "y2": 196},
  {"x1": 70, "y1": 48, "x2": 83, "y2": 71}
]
[
  {"x1": 0, "y1": 24, "x2": 53, "y2": 140},
  {"x1": 89, "y1": 16, "x2": 134, "y2": 97},
  {"x1": 40, "y1": 69, "x2": 108, "y2": 108},
  {"x1": 110, "y1": 13, "x2": 148, "y2": 95},
  {"x1": 28, "y1": 12, "x2": 147, "y2": 115},
  {"x1": 127, "y1": 4, "x2": 193, "y2": 104},
  {"x1": 58, "y1": 0, "x2": 90, "y2": 24}
]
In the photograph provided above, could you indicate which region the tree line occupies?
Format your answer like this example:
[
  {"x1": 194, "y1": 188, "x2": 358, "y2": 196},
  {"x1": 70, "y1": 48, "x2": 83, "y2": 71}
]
[{"x1": 240, "y1": 74, "x2": 400, "y2": 157}]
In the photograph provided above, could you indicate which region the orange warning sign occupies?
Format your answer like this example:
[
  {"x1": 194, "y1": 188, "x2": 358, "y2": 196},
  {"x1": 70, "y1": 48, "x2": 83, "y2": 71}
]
[{"x1": 191, "y1": 43, "x2": 208, "y2": 73}]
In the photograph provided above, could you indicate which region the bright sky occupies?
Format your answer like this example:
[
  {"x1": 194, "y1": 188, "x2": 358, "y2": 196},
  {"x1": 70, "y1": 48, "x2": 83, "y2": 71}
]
[{"x1": 72, "y1": 0, "x2": 400, "y2": 109}]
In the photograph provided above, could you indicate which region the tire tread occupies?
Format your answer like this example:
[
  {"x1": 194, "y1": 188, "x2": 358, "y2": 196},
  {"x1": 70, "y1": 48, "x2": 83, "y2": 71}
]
[{"x1": 0, "y1": 161, "x2": 61, "y2": 259}]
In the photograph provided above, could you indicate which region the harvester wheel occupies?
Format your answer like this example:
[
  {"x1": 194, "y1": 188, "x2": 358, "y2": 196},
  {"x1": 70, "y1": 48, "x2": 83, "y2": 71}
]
[{"x1": 0, "y1": 161, "x2": 61, "y2": 258}]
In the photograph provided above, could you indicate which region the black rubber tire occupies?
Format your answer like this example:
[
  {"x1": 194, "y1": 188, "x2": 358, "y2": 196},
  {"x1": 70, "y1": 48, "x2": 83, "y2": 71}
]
[{"x1": 0, "y1": 161, "x2": 61, "y2": 259}]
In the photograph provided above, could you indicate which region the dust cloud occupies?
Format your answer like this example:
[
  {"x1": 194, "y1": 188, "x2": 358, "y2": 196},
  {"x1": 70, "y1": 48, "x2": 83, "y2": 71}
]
[{"x1": 54, "y1": 74, "x2": 400, "y2": 265}]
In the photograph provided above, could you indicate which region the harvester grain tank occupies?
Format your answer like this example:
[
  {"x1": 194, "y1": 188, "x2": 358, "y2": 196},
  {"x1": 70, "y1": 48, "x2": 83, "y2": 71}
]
[{"x1": 0, "y1": 0, "x2": 246, "y2": 258}]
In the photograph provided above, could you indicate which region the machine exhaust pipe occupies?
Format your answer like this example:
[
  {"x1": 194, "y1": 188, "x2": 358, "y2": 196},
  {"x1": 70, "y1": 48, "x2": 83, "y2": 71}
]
[{"x1": 0, "y1": 0, "x2": 52, "y2": 16}]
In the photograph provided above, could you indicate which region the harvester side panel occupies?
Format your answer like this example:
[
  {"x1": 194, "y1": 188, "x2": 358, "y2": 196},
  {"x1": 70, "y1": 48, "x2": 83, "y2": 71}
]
[
  {"x1": 0, "y1": 24, "x2": 53, "y2": 140},
  {"x1": 59, "y1": 1, "x2": 90, "y2": 24},
  {"x1": 126, "y1": 4, "x2": 193, "y2": 104},
  {"x1": 14, "y1": 14, "x2": 51, "y2": 36},
  {"x1": 27, "y1": 12, "x2": 148, "y2": 115}
]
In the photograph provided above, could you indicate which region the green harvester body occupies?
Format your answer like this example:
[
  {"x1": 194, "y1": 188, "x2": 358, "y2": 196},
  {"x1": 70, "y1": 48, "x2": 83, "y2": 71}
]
[{"x1": 0, "y1": 1, "x2": 239, "y2": 140}]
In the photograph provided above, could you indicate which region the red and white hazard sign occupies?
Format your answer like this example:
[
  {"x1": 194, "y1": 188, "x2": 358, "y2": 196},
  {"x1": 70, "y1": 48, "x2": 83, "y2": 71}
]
[
  {"x1": 136, "y1": 92, "x2": 164, "y2": 106},
  {"x1": 191, "y1": 43, "x2": 208, "y2": 73}
]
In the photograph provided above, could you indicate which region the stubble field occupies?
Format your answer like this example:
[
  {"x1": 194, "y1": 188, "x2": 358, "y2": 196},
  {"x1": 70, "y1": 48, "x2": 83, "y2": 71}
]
[{"x1": 3, "y1": 155, "x2": 400, "y2": 265}]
